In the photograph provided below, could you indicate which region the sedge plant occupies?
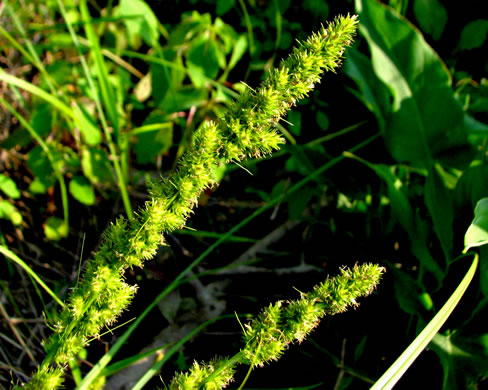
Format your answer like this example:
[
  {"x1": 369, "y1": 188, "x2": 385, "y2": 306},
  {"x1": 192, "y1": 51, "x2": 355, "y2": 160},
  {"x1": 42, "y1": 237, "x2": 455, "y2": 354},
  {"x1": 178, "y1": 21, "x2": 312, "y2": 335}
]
[{"x1": 14, "y1": 14, "x2": 384, "y2": 389}]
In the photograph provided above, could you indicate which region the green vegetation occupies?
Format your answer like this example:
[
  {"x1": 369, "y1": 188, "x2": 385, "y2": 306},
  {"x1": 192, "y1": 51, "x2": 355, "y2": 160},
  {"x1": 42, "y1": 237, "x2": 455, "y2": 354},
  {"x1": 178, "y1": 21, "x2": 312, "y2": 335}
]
[{"x1": 1, "y1": 0, "x2": 488, "y2": 389}]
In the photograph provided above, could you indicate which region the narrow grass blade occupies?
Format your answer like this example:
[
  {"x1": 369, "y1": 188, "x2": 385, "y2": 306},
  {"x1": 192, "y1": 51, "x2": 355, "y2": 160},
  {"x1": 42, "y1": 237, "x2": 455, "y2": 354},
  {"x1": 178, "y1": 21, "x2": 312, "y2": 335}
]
[
  {"x1": 79, "y1": 0, "x2": 119, "y2": 136},
  {"x1": 55, "y1": 0, "x2": 133, "y2": 218},
  {"x1": 4, "y1": 4, "x2": 58, "y2": 93},
  {"x1": 100, "y1": 344, "x2": 169, "y2": 378},
  {"x1": 126, "y1": 123, "x2": 173, "y2": 136},
  {"x1": 0, "y1": 245, "x2": 65, "y2": 308},
  {"x1": 371, "y1": 254, "x2": 479, "y2": 390},
  {"x1": 0, "y1": 71, "x2": 73, "y2": 118}
]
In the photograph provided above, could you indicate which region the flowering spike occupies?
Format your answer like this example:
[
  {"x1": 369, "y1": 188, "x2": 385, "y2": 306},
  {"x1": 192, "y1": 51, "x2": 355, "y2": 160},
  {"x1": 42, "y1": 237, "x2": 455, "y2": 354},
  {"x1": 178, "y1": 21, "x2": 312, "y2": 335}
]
[
  {"x1": 167, "y1": 263, "x2": 384, "y2": 389},
  {"x1": 23, "y1": 14, "x2": 360, "y2": 389}
]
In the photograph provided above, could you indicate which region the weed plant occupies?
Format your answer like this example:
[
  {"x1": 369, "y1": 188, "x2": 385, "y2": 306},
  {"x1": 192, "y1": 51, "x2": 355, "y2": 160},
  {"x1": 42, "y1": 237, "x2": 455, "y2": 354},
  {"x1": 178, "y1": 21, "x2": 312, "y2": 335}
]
[{"x1": 1, "y1": 11, "x2": 386, "y2": 389}]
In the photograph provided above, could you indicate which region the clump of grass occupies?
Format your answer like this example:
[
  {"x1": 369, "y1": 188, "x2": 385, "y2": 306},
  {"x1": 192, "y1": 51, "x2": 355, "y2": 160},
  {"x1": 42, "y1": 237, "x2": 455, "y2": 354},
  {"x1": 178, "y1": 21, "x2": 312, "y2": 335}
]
[{"x1": 15, "y1": 15, "x2": 376, "y2": 389}]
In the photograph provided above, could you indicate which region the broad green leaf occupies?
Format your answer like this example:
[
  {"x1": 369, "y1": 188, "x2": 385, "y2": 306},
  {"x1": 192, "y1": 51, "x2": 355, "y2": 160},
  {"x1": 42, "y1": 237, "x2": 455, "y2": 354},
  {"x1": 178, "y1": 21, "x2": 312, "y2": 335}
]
[
  {"x1": 343, "y1": 47, "x2": 390, "y2": 132},
  {"x1": 465, "y1": 197, "x2": 488, "y2": 251},
  {"x1": 43, "y1": 60, "x2": 73, "y2": 87},
  {"x1": 159, "y1": 86, "x2": 208, "y2": 113},
  {"x1": 149, "y1": 49, "x2": 185, "y2": 106},
  {"x1": 72, "y1": 103, "x2": 102, "y2": 146},
  {"x1": 81, "y1": 147, "x2": 114, "y2": 185},
  {"x1": 389, "y1": 265, "x2": 428, "y2": 315},
  {"x1": 150, "y1": 54, "x2": 170, "y2": 106},
  {"x1": 227, "y1": 35, "x2": 247, "y2": 73},
  {"x1": 0, "y1": 174, "x2": 21, "y2": 199},
  {"x1": 187, "y1": 36, "x2": 221, "y2": 87},
  {"x1": 31, "y1": 104, "x2": 53, "y2": 138},
  {"x1": 454, "y1": 162, "x2": 488, "y2": 210},
  {"x1": 0, "y1": 127, "x2": 31, "y2": 149},
  {"x1": 0, "y1": 200, "x2": 22, "y2": 225},
  {"x1": 27, "y1": 145, "x2": 58, "y2": 193},
  {"x1": 431, "y1": 331, "x2": 488, "y2": 390},
  {"x1": 424, "y1": 166, "x2": 453, "y2": 263},
  {"x1": 134, "y1": 114, "x2": 173, "y2": 164},
  {"x1": 69, "y1": 176, "x2": 96, "y2": 205},
  {"x1": 216, "y1": 0, "x2": 235, "y2": 15},
  {"x1": 44, "y1": 216, "x2": 68, "y2": 241},
  {"x1": 116, "y1": 0, "x2": 160, "y2": 47},
  {"x1": 355, "y1": 0, "x2": 467, "y2": 165},
  {"x1": 458, "y1": 19, "x2": 488, "y2": 51},
  {"x1": 413, "y1": 0, "x2": 447, "y2": 40},
  {"x1": 465, "y1": 113, "x2": 488, "y2": 134}
]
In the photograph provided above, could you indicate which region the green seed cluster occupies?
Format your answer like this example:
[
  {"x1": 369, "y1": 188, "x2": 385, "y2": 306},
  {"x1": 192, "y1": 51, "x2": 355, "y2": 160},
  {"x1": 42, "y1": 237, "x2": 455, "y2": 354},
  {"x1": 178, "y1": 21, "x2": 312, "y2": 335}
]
[
  {"x1": 167, "y1": 263, "x2": 384, "y2": 388},
  {"x1": 22, "y1": 14, "x2": 359, "y2": 389},
  {"x1": 168, "y1": 358, "x2": 236, "y2": 390},
  {"x1": 20, "y1": 367, "x2": 64, "y2": 390},
  {"x1": 241, "y1": 263, "x2": 384, "y2": 366}
]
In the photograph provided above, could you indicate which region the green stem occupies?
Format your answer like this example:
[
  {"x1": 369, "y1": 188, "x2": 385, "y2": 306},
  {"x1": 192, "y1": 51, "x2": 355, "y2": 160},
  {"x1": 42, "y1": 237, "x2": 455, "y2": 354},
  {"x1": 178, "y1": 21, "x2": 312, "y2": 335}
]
[{"x1": 238, "y1": 0, "x2": 255, "y2": 55}]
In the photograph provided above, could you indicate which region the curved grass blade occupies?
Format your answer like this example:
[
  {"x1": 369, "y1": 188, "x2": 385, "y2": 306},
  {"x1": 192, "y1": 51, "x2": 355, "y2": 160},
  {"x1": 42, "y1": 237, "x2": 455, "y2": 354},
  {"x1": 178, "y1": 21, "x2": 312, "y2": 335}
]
[
  {"x1": 0, "y1": 245, "x2": 65, "y2": 308},
  {"x1": 371, "y1": 253, "x2": 479, "y2": 390}
]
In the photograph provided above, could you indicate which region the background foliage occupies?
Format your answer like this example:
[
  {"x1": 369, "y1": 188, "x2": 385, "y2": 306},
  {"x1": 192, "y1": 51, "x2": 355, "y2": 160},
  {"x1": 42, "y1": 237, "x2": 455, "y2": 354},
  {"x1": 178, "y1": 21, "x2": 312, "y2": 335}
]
[{"x1": 1, "y1": 0, "x2": 488, "y2": 388}]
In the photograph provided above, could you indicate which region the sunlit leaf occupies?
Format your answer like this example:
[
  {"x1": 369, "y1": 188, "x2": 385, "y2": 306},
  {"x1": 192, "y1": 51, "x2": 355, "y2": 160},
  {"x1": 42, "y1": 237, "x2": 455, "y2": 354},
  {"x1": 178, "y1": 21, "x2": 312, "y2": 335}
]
[
  {"x1": 0, "y1": 200, "x2": 22, "y2": 225},
  {"x1": 465, "y1": 197, "x2": 488, "y2": 251},
  {"x1": 81, "y1": 147, "x2": 114, "y2": 185},
  {"x1": 187, "y1": 36, "x2": 221, "y2": 87},
  {"x1": 354, "y1": 0, "x2": 467, "y2": 164},
  {"x1": 72, "y1": 102, "x2": 102, "y2": 146},
  {"x1": 69, "y1": 176, "x2": 96, "y2": 205},
  {"x1": 0, "y1": 174, "x2": 21, "y2": 199},
  {"x1": 44, "y1": 216, "x2": 68, "y2": 241},
  {"x1": 117, "y1": 0, "x2": 160, "y2": 47}
]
